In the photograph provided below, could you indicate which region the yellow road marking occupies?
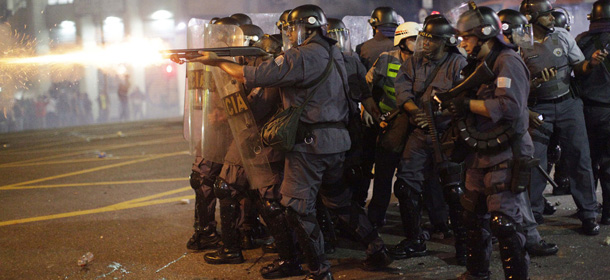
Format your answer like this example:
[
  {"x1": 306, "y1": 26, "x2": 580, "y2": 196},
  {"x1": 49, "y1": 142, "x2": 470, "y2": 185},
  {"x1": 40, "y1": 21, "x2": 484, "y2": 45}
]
[
  {"x1": 3, "y1": 154, "x2": 165, "y2": 168},
  {"x1": 0, "y1": 187, "x2": 194, "y2": 227},
  {"x1": 0, "y1": 178, "x2": 187, "y2": 190},
  {"x1": 0, "y1": 151, "x2": 188, "y2": 190},
  {"x1": 0, "y1": 136, "x2": 183, "y2": 168}
]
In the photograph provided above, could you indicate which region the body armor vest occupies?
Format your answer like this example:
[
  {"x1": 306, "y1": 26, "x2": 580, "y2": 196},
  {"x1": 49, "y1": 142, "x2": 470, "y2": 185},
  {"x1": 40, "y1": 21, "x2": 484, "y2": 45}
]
[
  {"x1": 378, "y1": 50, "x2": 402, "y2": 113},
  {"x1": 523, "y1": 32, "x2": 571, "y2": 100}
]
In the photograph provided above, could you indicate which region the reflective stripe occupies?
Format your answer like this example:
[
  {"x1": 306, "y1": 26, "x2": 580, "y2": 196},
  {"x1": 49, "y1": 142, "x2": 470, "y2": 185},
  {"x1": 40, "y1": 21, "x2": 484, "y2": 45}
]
[{"x1": 387, "y1": 63, "x2": 401, "y2": 78}]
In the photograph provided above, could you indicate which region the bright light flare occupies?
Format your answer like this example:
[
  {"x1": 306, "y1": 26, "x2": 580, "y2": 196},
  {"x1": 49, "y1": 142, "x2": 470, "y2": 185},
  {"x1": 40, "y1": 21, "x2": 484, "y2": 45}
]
[{"x1": 1, "y1": 37, "x2": 170, "y2": 69}]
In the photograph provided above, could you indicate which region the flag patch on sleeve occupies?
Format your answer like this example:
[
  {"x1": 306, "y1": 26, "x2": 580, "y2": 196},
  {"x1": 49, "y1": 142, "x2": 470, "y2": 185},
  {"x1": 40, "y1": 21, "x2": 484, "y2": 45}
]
[{"x1": 497, "y1": 77, "x2": 511, "y2": 88}]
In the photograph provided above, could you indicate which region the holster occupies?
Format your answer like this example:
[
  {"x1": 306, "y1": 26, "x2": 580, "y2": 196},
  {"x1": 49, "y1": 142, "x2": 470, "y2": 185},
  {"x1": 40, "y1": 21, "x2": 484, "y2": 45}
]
[{"x1": 510, "y1": 156, "x2": 540, "y2": 194}]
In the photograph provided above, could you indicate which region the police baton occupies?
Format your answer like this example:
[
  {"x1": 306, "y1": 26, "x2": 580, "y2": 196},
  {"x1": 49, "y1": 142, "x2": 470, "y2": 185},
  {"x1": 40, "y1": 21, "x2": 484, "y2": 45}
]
[{"x1": 536, "y1": 165, "x2": 559, "y2": 189}]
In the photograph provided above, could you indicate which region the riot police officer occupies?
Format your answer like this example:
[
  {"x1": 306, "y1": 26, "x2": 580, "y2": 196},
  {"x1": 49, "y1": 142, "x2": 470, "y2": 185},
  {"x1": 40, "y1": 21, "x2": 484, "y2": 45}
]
[
  {"x1": 194, "y1": 5, "x2": 392, "y2": 279},
  {"x1": 520, "y1": 0, "x2": 602, "y2": 235},
  {"x1": 453, "y1": 3, "x2": 532, "y2": 279},
  {"x1": 498, "y1": 8, "x2": 559, "y2": 257},
  {"x1": 365, "y1": 21, "x2": 420, "y2": 229},
  {"x1": 185, "y1": 17, "x2": 244, "y2": 252},
  {"x1": 575, "y1": 0, "x2": 610, "y2": 226},
  {"x1": 390, "y1": 15, "x2": 468, "y2": 263},
  {"x1": 352, "y1": 6, "x2": 400, "y2": 210}
]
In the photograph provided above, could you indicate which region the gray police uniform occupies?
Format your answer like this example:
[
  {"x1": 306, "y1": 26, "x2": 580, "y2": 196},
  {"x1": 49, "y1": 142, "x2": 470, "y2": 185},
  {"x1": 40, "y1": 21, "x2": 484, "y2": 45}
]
[
  {"x1": 356, "y1": 31, "x2": 398, "y2": 70},
  {"x1": 393, "y1": 52, "x2": 466, "y2": 240},
  {"x1": 244, "y1": 34, "x2": 350, "y2": 275},
  {"x1": 522, "y1": 27, "x2": 598, "y2": 220},
  {"x1": 576, "y1": 30, "x2": 610, "y2": 221},
  {"x1": 461, "y1": 48, "x2": 533, "y2": 277}
]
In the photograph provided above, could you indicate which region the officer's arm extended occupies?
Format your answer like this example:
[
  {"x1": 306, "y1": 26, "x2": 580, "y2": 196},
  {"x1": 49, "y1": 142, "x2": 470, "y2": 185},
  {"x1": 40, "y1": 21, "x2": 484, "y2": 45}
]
[{"x1": 191, "y1": 51, "x2": 246, "y2": 83}]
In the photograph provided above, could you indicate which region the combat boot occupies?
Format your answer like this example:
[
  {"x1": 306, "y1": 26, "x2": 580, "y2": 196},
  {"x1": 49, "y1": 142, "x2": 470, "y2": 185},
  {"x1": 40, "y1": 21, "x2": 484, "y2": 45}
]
[
  {"x1": 203, "y1": 246, "x2": 244, "y2": 264},
  {"x1": 362, "y1": 246, "x2": 393, "y2": 271},
  {"x1": 304, "y1": 271, "x2": 334, "y2": 280},
  {"x1": 388, "y1": 238, "x2": 427, "y2": 259},
  {"x1": 526, "y1": 240, "x2": 558, "y2": 256},
  {"x1": 582, "y1": 218, "x2": 600, "y2": 236},
  {"x1": 186, "y1": 226, "x2": 220, "y2": 251},
  {"x1": 240, "y1": 229, "x2": 257, "y2": 250},
  {"x1": 260, "y1": 259, "x2": 305, "y2": 279}
]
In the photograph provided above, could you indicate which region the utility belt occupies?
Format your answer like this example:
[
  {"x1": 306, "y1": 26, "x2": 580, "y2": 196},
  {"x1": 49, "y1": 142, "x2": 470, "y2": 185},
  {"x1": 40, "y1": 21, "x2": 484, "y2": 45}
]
[
  {"x1": 456, "y1": 115, "x2": 515, "y2": 154},
  {"x1": 481, "y1": 156, "x2": 539, "y2": 195},
  {"x1": 297, "y1": 121, "x2": 346, "y2": 144},
  {"x1": 528, "y1": 92, "x2": 572, "y2": 107},
  {"x1": 582, "y1": 98, "x2": 610, "y2": 108}
]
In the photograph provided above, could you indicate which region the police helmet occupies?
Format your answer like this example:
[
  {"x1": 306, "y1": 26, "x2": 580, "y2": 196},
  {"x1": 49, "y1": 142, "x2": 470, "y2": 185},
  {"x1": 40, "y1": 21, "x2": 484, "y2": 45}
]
[
  {"x1": 287, "y1": 4, "x2": 327, "y2": 29},
  {"x1": 276, "y1": 10, "x2": 291, "y2": 30},
  {"x1": 327, "y1": 18, "x2": 352, "y2": 52},
  {"x1": 368, "y1": 7, "x2": 399, "y2": 27},
  {"x1": 551, "y1": 8, "x2": 570, "y2": 30},
  {"x1": 457, "y1": 5, "x2": 502, "y2": 40},
  {"x1": 253, "y1": 34, "x2": 283, "y2": 56},
  {"x1": 588, "y1": 0, "x2": 610, "y2": 22},
  {"x1": 213, "y1": 17, "x2": 240, "y2": 26},
  {"x1": 230, "y1": 13, "x2": 252, "y2": 26},
  {"x1": 394, "y1": 22, "x2": 421, "y2": 46},
  {"x1": 519, "y1": 0, "x2": 554, "y2": 23},
  {"x1": 420, "y1": 16, "x2": 458, "y2": 46},
  {"x1": 498, "y1": 9, "x2": 529, "y2": 35},
  {"x1": 327, "y1": 18, "x2": 347, "y2": 32},
  {"x1": 240, "y1": 24, "x2": 264, "y2": 46}
]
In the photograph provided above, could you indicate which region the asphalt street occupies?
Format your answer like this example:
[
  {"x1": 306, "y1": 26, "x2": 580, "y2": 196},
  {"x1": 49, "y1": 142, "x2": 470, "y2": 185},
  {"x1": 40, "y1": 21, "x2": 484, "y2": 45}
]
[{"x1": 1, "y1": 118, "x2": 609, "y2": 280}]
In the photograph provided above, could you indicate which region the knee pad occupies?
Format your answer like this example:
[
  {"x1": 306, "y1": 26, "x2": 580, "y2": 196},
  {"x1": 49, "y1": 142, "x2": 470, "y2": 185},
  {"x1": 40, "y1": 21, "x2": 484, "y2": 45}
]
[
  {"x1": 463, "y1": 210, "x2": 479, "y2": 229},
  {"x1": 213, "y1": 177, "x2": 232, "y2": 200},
  {"x1": 393, "y1": 179, "x2": 420, "y2": 201},
  {"x1": 490, "y1": 212, "x2": 521, "y2": 239},
  {"x1": 189, "y1": 171, "x2": 203, "y2": 190},
  {"x1": 262, "y1": 199, "x2": 285, "y2": 220}
]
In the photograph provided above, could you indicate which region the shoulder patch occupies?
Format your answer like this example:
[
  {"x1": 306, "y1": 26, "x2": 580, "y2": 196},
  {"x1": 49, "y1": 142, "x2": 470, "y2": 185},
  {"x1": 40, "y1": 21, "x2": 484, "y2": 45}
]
[
  {"x1": 497, "y1": 77, "x2": 512, "y2": 89},
  {"x1": 274, "y1": 55, "x2": 284, "y2": 66}
]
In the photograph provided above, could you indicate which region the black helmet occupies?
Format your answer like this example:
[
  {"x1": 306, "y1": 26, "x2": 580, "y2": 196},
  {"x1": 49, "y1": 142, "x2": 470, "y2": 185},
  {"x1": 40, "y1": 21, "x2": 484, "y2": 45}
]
[
  {"x1": 240, "y1": 24, "x2": 264, "y2": 46},
  {"x1": 551, "y1": 8, "x2": 570, "y2": 30},
  {"x1": 369, "y1": 7, "x2": 399, "y2": 27},
  {"x1": 327, "y1": 18, "x2": 347, "y2": 32},
  {"x1": 420, "y1": 16, "x2": 458, "y2": 46},
  {"x1": 276, "y1": 9, "x2": 291, "y2": 30},
  {"x1": 457, "y1": 5, "x2": 501, "y2": 40},
  {"x1": 230, "y1": 13, "x2": 252, "y2": 26},
  {"x1": 213, "y1": 17, "x2": 240, "y2": 26},
  {"x1": 498, "y1": 9, "x2": 529, "y2": 35},
  {"x1": 253, "y1": 34, "x2": 283, "y2": 55},
  {"x1": 519, "y1": 0, "x2": 554, "y2": 23},
  {"x1": 287, "y1": 4, "x2": 327, "y2": 28},
  {"x1": 588, "y1": 0, "x2": 610, "y2": 22}
]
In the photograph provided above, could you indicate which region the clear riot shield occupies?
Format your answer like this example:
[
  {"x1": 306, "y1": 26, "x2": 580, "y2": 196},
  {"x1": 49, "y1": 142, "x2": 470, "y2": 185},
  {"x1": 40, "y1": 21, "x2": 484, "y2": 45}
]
[
  {"x1": 204, "y1": 24, "x2": 274, "y2": 189},
  {"x1": 183, "y1": 19, "x2": 233, "y2": 163}
]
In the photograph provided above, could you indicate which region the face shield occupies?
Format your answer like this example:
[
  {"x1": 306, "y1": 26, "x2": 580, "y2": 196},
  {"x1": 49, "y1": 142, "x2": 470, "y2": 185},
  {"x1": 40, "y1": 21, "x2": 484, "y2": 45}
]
[
  {"x1": 282, "y1": 23, "x2": 309, "y2": 50},
  {"x1": 327, "y1": 27, "x2": 352, "y2": 53},
  {"x1": 414, "y1": 32, "x2": 446, "y2": 60},
  {"x1": 511, "y1": 24, "x2": 534, "y2": 50},
  {"x1": 445, "y1": 2, "x2": 472, "y2": 27}
]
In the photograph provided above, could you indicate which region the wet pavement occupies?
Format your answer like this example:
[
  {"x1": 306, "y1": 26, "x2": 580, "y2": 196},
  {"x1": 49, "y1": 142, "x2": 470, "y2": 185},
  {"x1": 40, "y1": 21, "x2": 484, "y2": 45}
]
[{"x1": 1, "y1": 118, "x2": 609, "y2": 280}]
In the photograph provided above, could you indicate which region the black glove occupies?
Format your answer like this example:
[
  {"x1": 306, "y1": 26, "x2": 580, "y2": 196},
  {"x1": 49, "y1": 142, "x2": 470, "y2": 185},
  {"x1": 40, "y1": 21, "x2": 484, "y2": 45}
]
[
  {"x1": 447, "y1": 97, "x2": 471, "y2": 118},
  {"x1": 408, "y1": 109, "x2": 429, "y2": 129}
]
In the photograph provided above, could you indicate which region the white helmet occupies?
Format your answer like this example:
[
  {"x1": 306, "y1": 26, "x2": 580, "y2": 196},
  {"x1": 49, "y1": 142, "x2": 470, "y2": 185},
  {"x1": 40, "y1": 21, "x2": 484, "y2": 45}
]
[{"x1": 394, "y1": 21, "x2": 422, "y2": 46}]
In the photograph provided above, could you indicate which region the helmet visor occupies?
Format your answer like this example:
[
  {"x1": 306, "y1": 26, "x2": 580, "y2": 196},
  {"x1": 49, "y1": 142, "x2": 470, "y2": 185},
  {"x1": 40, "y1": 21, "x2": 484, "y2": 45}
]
[
  {"x1": 281, "y1": 23, "x2": 308, "y2": 50},
  {"x1": 327, "y1": 28, "x2": 352, "y2": 53},
  {"x1": 512, "y1": 24, "x2": 534, "y2": 50},
  {"x1": 414, "y1": 32, "x2": 446, "y2": 60}
]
